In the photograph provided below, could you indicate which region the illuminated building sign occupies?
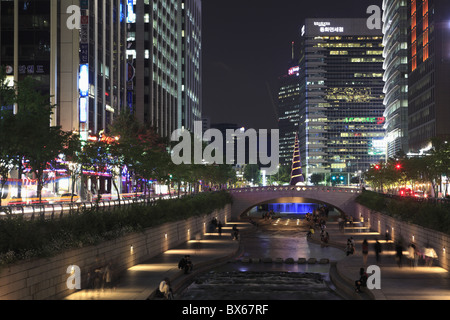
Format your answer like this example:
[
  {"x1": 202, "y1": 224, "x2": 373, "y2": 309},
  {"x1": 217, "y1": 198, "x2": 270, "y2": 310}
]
[
  {"x1": 127, "y1": 0, "x2": 136, "y2": 23},
  {"x1": 314, "y1": 22, "x2": 344, "y2": 33},
  {"x1": 344, "y1": 117, "x2": 385, "y2": 124},
  {"x1": 288, "y1": 66, "x2": 299, "y2": 75},
  {"x1": 79, "y1": 97, "x2": 88, "y2": 123},
  {"x1": 368, "y1": 138, "x2": 386, "y2": 155},
  {"x1": 79, "y1": 64, "x2": 89, "y2": 97}
]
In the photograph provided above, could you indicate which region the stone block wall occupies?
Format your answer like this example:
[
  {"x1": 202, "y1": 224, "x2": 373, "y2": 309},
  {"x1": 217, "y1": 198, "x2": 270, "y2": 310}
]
[
  {"x1": 355, "y1": 203, "x2": 450, "y2": 270},
  {"x1": 0, "y1": 204, "x2": 231, "y2": 300}
]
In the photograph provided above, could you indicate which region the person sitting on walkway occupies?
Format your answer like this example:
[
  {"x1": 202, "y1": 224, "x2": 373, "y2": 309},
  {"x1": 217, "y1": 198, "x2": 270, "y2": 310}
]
[
  {"x1": 345, "y1": 239, "x2": 355, "y2": 256},
  {"x1": 178, "y1": 255, "x2": 194, "y2": 274},
  {"x1": 158, "y1": 277, "x2": 173, "y2": 300},
  {"x1": 232, "y1": 225, "x2": 239, "y2": 240},
  {"x1": 355, "y1": 267, "x2": 368, "y2": 293}
]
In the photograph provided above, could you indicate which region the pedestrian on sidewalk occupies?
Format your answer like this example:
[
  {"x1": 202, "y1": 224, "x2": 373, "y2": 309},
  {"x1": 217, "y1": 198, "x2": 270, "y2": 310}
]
[
  {"x1": 408, "y1": 243, "x2": 416, "y2": 268},
  {"x1": 218, "y1": 221, "x2": 223, "y2": 236},
  {"x1": 362, "y1": 239, "x2": 369, "y2": 267},
  {"x1": 374, "y1": 239, "x2": 382, "y2": 263},
  {"x1": 395, "y1": 241, "x2": 404, "y2": 268},
  {"x1": 103, "y1": 262, "x2": 113, "y2": 290},
  {"x1": 232, "y1": 224, "x2": 239, "y2": 240},
  {"x1": 338, "y1": 216, "x2": 344, "y2": 231}
]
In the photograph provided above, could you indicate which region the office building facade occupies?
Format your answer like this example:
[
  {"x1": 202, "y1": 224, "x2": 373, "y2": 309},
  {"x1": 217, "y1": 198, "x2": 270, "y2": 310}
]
[
  {"x1": 180, "y1": 0, "x2": 202, "y2": 132},
  {"x1": 128, "y1": 0, "x2": 180, "y2": 138},
  {"x1": 0, "y1": 0, "x2": 128, "y2": 139},
  {"x1": 299, "y1": 18, "x2": 386, "y2": 184},
  {"x1": 382, "y1": 0, "x2": 409, "y2": 157},
  {"x1": 407, "y1": 0, "x2": 450, "y2": 153},
  {"x1": 277, "y1": 64, "x2": 301, "y2": 166},
  {"x1": 127, "y1": 0, "x2": 201, "y2": 138}
]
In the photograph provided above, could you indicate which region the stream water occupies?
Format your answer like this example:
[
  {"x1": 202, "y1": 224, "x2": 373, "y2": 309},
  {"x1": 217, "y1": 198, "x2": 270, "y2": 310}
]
[{"x1": 178, "y1": 217, "x2": 346, "y2": 300}]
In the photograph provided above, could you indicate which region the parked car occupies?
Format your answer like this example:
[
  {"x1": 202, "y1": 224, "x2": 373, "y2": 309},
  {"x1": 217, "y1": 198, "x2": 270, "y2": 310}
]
[
  {"x1": 398, "y1": 188, "x2": 413, "y2": 196},
  {"x1": 413, "y1": 190, "x2": 427, "y2": 198},
  {"x1": 57, "y1": 193, "x2": 80, "y2": 203}
]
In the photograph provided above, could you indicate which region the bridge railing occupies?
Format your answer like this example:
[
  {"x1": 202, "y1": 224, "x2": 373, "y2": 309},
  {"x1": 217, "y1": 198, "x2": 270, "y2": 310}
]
[
  {"x1": 0, "y1": 194, "x2": 181, "y2": 220},
  {"x1": 228, "y1": 185, "x2": 362, "y2": 194}
]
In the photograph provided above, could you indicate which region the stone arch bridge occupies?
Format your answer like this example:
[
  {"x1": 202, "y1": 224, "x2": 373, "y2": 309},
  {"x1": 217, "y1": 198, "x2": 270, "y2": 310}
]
[{"x1": 229, "y1": 186, "x2": 361, "y2": 220}]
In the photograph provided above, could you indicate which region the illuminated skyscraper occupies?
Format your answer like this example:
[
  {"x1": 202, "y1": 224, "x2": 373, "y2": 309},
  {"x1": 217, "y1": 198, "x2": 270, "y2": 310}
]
[
  {"x1": 127, "y1": 0, "x2": 202, "y2": 138},
  {"x1": 180, "y1": 0, "x2": 202, "y2": 133},
  {"x1": 382, "y1": 0, "x2": 409, "y2": 157},
  {"x1": 0, "y1": 0, "x2": 128, "y2": 139},
  {"x1": 299, "y1": 18, "x2": 385, "y2": 184},
  {"x1": 277, "y1": 60, "x2": 301, "y2": 167},
  {"x1": 128, "y1": 0, "x2": 180, "y2": 138},
  {"x1": 407, "y1": 0, "x2": 450, "y2": 153}
]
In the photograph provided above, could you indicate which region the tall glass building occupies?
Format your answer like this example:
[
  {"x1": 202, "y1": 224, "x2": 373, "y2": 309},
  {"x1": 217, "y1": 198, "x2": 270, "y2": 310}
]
[
  {"x1": 277, "y1": 63, "x2": 301, "y2": 167},
  {"x1": 180, "y1": 0, "x2": 202, "y2": 133},
  {"x1": 407, "y1": 0, "x2": 450, "y2": 153},
  {"x1": 382, "y1": 0, "x2": 409, "y2": 157},
  {"x1": 127, "y1": 0, "x2": 202, "y2": 138},
  {"x1": 299, "y1": 18, "x2": 386, "y2": 184},
  {"x1": 128, "y1": 0, "x2": 180, "y2": 138},
  {"x1": 0, "y1": 0, "x2": 128, "y2": 138}
]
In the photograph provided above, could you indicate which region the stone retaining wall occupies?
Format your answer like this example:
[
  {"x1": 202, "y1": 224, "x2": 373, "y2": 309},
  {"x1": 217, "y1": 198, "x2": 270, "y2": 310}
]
[
  {"x1": 355, "y1": 203, "x2": 450, "y2": 270},
  {"x1": 0, "y1": 204, "x2": 231, "y2": 300}
]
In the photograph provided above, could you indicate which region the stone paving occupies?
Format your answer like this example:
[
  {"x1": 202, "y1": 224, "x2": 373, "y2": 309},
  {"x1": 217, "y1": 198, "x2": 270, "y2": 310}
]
[
  {"x1": 64, "y1": 215, "x2": 450, "y2": 300},
  {"x1": 308, "y1": 219, "x2": 450, "y2": 300}
]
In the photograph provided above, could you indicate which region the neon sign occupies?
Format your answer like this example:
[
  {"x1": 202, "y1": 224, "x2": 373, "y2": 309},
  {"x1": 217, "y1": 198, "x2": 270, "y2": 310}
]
[
  {"x1": 344, "y1": 117, "x2": 385, "y2": 124},
  {"x1": 127, "y1": 0, "x2": 135, "y2": 23},
  {"x1": 288, "y1": 66, "x2": 299, "y2": 75},
  {"x1": 79, "y1": 64, "x2": 89, "y2": 97},
  {"x1": 79, "y1": 97, "x2": 88, "y2": 123},
  {"x1": 314, "y1": 22, "x2": 344, "y2": 33}
]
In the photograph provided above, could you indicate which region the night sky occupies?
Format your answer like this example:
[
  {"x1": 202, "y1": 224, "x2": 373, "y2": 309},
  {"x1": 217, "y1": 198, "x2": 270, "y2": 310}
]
[{"x1": 202, "y1": 0, "x2": 383, "y2": 130}]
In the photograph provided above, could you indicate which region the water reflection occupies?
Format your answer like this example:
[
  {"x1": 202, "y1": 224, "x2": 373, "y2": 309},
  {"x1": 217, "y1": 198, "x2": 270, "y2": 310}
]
[{"x1": 177, "y1": 218, "x2": 347, "y2": 300}]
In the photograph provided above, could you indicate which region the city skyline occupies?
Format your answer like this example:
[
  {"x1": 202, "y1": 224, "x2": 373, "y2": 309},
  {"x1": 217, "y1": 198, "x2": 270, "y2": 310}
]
[{"x1": 202, "y1": 0, "x2": 382, "y2": 130}]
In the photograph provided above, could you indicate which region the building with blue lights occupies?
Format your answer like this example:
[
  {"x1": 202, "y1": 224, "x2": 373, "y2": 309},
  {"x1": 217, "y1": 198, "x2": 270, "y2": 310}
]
[
  {"x1": 0, "y1": 0, "x2": 128, "y2": 140},
  {"x1": 298, "y1": 18, "x2": 386, "y2": 185},
  {"x1": 126, "y1": 0, "x2": 202, "y2": 138}
]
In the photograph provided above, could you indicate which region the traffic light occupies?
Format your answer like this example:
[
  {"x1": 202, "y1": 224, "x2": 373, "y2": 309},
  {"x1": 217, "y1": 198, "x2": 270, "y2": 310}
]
[
  {"x1": 331, "y1": 176, "x2": 337, "y2": 181},
  {"x1": 395, "y1": 163, "x2": 401, "y2": 170},
  {"x1": 374, "y1": 164, "x2": 380, "y2": 170}
]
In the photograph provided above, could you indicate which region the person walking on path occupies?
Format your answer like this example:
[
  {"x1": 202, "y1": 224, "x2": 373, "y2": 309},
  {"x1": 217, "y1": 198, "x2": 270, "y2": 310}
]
[
  {"x1": 395, "y1": 241, "x2": 404, "y2": 268},
  {"x1": 218, "y1": 221, "x2": 223, "y2": 236},
  {"x1": 374, "y1": 239, "x2": 382, "y2": 263},
  {"x1": 362, "y1": 238, "x2": 369, "y2": 267}
]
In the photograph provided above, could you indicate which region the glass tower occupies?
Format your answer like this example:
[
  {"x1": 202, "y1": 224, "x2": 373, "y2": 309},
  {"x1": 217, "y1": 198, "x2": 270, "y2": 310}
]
[
  {"x1": 277, "y1": 63, "x2": 301, "y2": 167},
  {"x1": 407, "y1": 0, "x2": 450, "y2": 153},
  {"x1": 382, "y1": 0, "x2": 409, "y2": 157},
  {"x1": 0, "y1": 0, "x2": 128, "y2": 137},
  {"x1": 299, "y1": 18, "x2": 386, "y2": 185},
  {"x1": 127, "y1": 0, "x2": 202, "y2": 138}
]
